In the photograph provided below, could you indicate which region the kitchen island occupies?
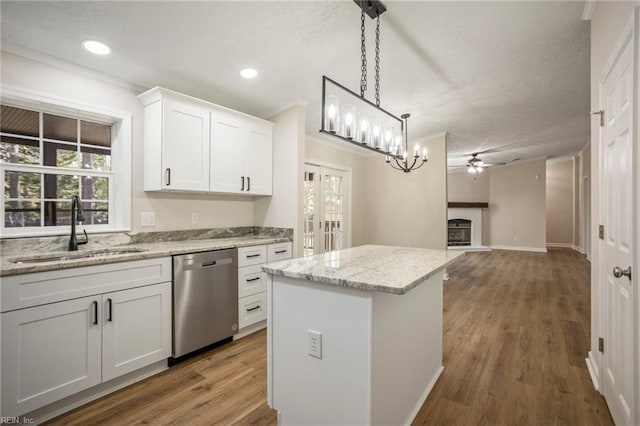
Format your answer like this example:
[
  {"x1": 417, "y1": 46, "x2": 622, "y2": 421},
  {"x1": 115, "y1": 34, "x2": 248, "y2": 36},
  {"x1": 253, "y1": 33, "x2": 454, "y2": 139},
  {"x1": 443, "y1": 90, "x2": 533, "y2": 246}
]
[{"x1": 262, "y1": 245, "x2": 463, "y2": 426}]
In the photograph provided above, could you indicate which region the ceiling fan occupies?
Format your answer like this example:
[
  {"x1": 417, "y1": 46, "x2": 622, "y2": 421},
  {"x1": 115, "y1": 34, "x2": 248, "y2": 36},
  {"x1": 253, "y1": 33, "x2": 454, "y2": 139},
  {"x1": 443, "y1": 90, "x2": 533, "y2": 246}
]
[{"x1": 466, "y1": 152, "x2": 505, "y2": 173}]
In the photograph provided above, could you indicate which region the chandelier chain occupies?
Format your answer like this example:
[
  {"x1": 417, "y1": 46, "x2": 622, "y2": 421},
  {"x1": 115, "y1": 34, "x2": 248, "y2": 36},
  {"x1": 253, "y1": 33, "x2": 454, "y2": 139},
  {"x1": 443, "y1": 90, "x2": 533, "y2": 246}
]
[
  {"x1": 375, "y1": 15, "x2": 381, "y2": 107},
  {"x1": 360, "y1": 10, "x2": 367, "y2": 97}
]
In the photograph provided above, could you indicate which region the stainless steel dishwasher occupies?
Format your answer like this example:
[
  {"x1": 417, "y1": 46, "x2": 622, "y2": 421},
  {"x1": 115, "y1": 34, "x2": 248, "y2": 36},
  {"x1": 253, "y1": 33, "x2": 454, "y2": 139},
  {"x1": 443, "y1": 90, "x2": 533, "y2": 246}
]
[{"x1": 172, "y1": 248, "x2": 238, "y2": 358}]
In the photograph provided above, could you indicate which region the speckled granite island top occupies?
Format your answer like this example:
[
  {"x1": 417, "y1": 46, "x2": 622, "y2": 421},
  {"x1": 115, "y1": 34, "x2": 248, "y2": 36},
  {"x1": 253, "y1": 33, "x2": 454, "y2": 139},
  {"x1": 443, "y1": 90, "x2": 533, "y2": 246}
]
[
  {"x1": 262, "y1": 244, "x2": 464, "y2": 295},
  {"x1": 1, "y1": 227, "x2": 292, "y2": 277}
]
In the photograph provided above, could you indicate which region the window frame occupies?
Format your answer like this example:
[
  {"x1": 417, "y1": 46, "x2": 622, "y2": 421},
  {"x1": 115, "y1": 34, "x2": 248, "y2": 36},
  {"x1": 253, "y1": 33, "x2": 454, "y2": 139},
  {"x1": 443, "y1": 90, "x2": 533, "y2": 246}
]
[{"x1": 0, "y1": 87, "x2": 132, "y2": 238}]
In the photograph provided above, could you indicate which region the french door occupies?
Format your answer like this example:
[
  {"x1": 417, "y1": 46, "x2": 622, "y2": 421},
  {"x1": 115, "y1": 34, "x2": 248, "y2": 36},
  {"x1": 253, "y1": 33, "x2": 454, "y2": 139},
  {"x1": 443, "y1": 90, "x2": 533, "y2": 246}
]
[{"x1": 303, "y1": 165, "x2": 349, "y2": 256}]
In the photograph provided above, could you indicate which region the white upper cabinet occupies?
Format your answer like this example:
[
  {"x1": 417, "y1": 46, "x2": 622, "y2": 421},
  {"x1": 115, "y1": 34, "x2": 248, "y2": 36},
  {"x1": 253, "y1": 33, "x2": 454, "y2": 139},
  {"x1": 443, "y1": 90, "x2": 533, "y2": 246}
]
[
  {"x1": 210, "y1": 110, "x2": 273, "y2": 195},
  {"x1": 139, "y1": 89, "x2": 211, "y2": 192},
  {"x1": 139, "y1": 87, "x2": 273, "y2": 195}
]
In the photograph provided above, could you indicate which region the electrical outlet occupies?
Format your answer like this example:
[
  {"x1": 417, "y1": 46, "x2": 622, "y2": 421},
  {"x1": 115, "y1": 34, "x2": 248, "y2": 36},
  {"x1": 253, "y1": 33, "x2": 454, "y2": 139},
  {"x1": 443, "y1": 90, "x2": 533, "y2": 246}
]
[
  {"x1": 141, "y1": 212, "x2": 156, "y2": 227},
  {"x1": 191, "y1": 213, "x2": 198, "y2": 225},
  {"x1": 308, "y1": 330, "x2": 322, "y2": 359}
]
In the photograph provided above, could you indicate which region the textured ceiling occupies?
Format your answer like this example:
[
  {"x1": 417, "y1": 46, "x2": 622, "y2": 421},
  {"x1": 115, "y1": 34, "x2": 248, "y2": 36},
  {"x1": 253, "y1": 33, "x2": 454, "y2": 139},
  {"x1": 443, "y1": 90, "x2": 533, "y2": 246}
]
[{"x1": 0, "y1": 1, "x2": 590, "y2": 167}]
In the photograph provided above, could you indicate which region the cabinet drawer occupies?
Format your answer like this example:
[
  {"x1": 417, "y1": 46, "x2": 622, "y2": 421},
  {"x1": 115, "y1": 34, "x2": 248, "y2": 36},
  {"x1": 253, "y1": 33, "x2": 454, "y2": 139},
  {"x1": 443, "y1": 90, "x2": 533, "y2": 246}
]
[
  {"x1": 238, "y1": 245, "x2": 267, "y2": 267},
  {"x1": 238, "y1": 265, "x2": 266, "y2": 298},
  {"x1": 267, "y1": 242, "x2": 293, "y2": 262},
  {"x1": 1, "y1": 257, "x2": 172, "y2": 313},
  {"x1": 238, "y1": 292, "x2": 267, "y2": 329}
]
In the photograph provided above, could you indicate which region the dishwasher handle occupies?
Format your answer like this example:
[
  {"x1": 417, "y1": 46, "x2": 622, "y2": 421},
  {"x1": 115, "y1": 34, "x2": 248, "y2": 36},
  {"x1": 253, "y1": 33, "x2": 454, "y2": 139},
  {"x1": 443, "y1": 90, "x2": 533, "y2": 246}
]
[{"x1": 180, "y1": 256, "x2": 233, "y2": 271}]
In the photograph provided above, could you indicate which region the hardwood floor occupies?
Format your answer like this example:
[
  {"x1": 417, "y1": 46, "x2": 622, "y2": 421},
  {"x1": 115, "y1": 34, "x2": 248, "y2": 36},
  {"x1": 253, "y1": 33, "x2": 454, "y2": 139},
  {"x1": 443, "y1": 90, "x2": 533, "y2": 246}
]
[
  {"x1": 47, "y1": 248, "x2": 612, "y2": 425},
  {"x1": 45, "y1": 331, "x2": 277, "y2": 425},
  {"x1": 413, "y1": 248, "x2": 613, "y2": 425}
]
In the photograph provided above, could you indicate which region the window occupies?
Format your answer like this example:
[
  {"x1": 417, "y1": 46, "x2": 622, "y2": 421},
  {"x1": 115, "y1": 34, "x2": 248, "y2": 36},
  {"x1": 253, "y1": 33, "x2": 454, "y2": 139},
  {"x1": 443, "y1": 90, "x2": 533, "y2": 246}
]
[{"x1": 1, "y1": 100, "x2": 128, "y2": 237}]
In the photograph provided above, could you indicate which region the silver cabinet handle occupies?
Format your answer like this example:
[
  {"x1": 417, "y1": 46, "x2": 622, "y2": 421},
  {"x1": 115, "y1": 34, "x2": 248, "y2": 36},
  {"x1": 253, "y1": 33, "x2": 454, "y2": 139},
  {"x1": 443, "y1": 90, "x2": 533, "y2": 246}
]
[
  {"x1": 165, "y1": 168, "x2": 171, "y2": 186},
  {"x1": 613, "y1": 266, "x2": 632, "y2": 280}
]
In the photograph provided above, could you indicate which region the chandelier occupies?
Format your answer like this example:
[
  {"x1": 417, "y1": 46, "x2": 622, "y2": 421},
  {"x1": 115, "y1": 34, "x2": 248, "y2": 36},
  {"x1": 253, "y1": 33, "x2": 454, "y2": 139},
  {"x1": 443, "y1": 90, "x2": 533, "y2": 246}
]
[{"x1": 319, "y1": 0, "x2": 428, "y2": 173}]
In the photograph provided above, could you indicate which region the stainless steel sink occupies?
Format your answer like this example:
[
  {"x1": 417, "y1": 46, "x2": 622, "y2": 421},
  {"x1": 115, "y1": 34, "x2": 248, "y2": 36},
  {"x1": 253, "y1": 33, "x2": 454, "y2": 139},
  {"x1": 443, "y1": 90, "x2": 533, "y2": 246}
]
[{"x1": 9, "y1": 248, "x2": 148, "y2": 264}]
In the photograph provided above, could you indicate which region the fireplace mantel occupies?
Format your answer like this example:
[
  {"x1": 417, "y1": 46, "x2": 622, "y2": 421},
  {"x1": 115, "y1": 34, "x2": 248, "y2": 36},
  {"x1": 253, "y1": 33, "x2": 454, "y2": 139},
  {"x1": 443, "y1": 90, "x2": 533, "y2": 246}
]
[{"x1": 447, "y1": 202, "x2": 489, "y2": 208}]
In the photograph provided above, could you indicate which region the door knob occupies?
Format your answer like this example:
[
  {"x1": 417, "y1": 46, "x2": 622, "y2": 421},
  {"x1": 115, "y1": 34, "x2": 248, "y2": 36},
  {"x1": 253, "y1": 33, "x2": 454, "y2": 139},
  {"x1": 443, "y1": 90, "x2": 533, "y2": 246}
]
[{"x1": 613, "y1": 266, "x2": 632, "y2": 280}]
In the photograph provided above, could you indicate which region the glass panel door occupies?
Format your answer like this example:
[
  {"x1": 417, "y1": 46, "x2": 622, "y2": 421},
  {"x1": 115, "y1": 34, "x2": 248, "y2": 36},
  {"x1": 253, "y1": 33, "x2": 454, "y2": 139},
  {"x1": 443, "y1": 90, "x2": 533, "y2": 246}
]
[{"x1": 303, "y1": 164, "x2": 348, "y2": 256}]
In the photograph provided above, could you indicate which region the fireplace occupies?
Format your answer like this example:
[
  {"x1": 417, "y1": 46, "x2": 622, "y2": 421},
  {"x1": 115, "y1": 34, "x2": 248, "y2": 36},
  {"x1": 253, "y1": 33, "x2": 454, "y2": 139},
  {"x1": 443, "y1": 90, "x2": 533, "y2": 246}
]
[{"x1": 448, "y1": 219, "x2": 471, "y2": 246}]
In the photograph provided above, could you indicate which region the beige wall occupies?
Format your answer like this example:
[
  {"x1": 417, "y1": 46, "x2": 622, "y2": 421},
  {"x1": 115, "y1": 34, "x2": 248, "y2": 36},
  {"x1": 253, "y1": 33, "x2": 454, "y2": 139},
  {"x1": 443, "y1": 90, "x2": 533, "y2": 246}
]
[
  {"x1": 1, "y1": 51, "x2": 258, "y2": 234},
  {"x1": 305, "y1": 133, "x2": 448, "y2": 250},
  {"x1": 546, "y1": 159, "x2": 574, "y2": 245},
  {"x1": 590, "y1": 2, "x2": 640, "y2": 394},
  {"x1": 363, "y1": 133, "x2": 448, "y2": 249},
  {"x1": 305, "y1": 138, "x2": 368, "y2": 247},
  {"x1": 447, "y1": 169, "x2": 490, "y2": 202},
  {"x1": 488, "y1": 159, "x2": 547, "y2": 250}
]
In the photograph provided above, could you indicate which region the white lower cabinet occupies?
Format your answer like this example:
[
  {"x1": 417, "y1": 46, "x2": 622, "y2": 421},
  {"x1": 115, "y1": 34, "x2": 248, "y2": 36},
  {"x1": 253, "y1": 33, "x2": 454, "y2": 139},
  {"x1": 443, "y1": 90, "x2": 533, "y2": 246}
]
[
  {"x1": 102, "y1": 283, "x2": 172, "y2": 382},
  {"x1": 0, "y1": 258, "x2": 173, "y2": 418},
  {"x1": 1, "y1": 296, "x2": 102, "y2": 416},
  {"x1": 236, "y1": 242, "x2": 292, "y2": 337}
]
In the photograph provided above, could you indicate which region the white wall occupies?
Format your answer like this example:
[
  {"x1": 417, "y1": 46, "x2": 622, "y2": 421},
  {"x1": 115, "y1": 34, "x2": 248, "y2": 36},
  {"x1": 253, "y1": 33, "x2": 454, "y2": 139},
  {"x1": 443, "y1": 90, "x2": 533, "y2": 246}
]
[
  {"x1": 590, "y1": 2, "x2": 640, "y2": 407},
  {"x1": 488, "y1": 159, "x2": 547, "y2": 251},
  {"x1": 1, "y1": 51, "x2": 259, "y2": 234},
  {"x1": 255, "y1": 105, "x2": 306, "y2": 256}
]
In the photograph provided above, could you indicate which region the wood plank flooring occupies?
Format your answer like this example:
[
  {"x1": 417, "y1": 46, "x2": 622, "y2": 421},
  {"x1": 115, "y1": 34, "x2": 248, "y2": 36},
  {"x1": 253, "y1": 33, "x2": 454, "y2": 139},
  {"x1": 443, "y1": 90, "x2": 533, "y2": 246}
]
[
  {"x1": 47, "y1": 248, "x2": 612, "y2": 425},
  {"x1": 413, "y1": 248, "x2": 613, "y2": 425}
]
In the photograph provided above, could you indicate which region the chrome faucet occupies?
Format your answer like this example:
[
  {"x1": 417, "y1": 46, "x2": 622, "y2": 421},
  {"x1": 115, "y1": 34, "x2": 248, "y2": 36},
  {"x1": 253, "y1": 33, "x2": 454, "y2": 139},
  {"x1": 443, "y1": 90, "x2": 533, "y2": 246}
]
[{"x1": 69, "y1": 195, "x2": 88, "y2": 251}]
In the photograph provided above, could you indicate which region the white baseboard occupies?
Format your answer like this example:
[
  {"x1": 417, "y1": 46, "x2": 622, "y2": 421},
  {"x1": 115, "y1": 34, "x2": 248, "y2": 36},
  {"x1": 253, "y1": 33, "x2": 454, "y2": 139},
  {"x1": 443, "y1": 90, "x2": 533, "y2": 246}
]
[
  {"x1": 546, "y1": 243, "x2": 574, "y2": 248},
  {"x1": 405, "y1": 365, "x2": 444, "y2": 426},
  {"x1": 448, "y1": 245, "x2": 492, "y2": 252},
  {"x1": 586, "y1": 351, "x2": 600, "y2": 393},
  {"x1": 233, "y1": 319, "x2": 266, "y2": 340},
  {"x1": 490, "y1": 245, "x2": 547, "y2": 253}
]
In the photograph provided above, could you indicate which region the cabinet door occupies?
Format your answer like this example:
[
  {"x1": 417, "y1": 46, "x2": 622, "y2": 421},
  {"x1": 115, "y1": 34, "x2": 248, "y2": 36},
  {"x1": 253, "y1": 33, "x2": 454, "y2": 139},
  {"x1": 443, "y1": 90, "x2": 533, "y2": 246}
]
[
  {"x1": 102, "y1": 282, "x2": 172, "y2": 382},
  {"x1": 162, "y1": 98, "x2": 210, "y2": 192},
  {"x1": 1, "y1": 297, "x2": 101, "y2": 416},
  {"x1": 210, "y1": 111, "x2": 243, "y2": 193},
  {"x1": 243, "y1": 123, "x2": 273, "y2": 195}
]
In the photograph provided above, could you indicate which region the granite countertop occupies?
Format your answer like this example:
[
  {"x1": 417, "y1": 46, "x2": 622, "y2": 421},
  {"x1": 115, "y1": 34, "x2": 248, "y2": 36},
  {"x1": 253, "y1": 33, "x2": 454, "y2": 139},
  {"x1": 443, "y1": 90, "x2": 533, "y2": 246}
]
[
  {"x1": 1, "y1": 228, "x2": 292, "y2": 277},
  {"x1": 262, "y1": 244, "x2": 464, "y2": 295}
]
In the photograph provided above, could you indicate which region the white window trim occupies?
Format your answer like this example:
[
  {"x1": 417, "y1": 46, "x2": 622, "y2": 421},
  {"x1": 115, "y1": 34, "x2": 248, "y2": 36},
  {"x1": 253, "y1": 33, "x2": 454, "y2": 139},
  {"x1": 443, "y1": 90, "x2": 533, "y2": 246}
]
[{"x1": 0, "y1": 85, "x2": 132, "y2": 238}]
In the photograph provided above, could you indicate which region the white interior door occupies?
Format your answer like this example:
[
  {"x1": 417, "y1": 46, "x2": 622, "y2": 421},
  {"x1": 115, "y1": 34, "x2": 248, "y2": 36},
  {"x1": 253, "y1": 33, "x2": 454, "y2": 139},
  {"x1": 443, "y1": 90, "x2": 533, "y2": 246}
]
[
  {"x1": 600, "y1": 27, "x2": 636, "y2": 426},
  {"x1": 303, "y1": 164, "x2": 349, "y2": 256}
]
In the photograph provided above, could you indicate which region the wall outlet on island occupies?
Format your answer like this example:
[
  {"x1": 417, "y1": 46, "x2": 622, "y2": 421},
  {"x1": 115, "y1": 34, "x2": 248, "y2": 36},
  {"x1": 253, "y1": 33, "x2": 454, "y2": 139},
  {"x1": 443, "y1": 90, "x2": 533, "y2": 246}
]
[
  {"x1": 191, "y1": 213, "x2": 199, "y2": 225},
  {"x1": 308, "y1": 330, "x2": 322, "y2": 359}
]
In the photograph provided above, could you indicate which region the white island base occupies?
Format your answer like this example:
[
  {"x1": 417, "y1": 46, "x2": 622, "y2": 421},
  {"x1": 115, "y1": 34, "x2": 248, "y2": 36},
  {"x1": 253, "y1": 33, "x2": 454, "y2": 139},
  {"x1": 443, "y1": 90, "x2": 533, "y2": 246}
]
[{"x1": 266, "y1": 272, "x2": 444, "y2": 425}]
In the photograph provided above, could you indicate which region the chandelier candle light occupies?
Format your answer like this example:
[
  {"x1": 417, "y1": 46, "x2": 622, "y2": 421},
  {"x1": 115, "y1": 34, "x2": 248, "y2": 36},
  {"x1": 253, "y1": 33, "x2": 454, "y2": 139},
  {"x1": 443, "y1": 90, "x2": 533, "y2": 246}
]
[{"x1": 319, "y1": 0, "x2": 428, "y2": 173}]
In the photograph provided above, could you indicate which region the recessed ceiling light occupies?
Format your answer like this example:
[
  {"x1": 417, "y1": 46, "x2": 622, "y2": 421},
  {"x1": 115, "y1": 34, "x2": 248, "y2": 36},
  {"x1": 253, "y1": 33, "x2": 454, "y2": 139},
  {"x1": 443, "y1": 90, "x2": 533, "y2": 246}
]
[
  {"x1": 82, "y1": 40, "x2": 111, "y2": 56},
  {"x1": 240, "y1": 68, "x2": 258, "y2": 79}
]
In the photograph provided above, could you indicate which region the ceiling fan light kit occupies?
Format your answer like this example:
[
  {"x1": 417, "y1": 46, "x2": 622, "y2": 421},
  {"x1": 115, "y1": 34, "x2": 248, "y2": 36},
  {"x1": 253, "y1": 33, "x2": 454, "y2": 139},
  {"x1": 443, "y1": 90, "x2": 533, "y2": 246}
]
[{"x1": 319, "y1": 0, "x2": 428, "y2": 173}]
